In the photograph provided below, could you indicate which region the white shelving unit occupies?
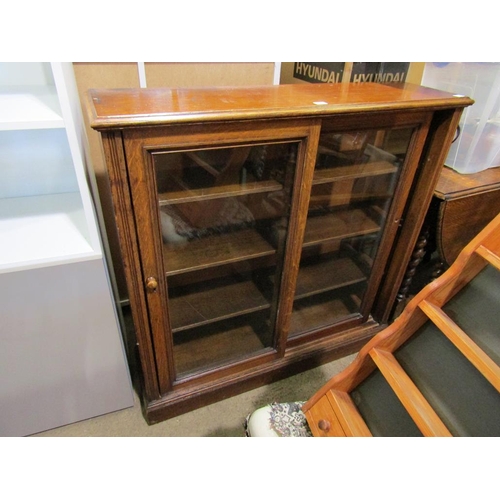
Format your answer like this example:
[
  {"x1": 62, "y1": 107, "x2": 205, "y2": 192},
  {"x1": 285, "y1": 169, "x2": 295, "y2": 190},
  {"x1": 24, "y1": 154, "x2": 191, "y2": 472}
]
[
  {"x1": 0, "y1": 62, "x2": 102, "y2": 272},
  {"x1": 0, "y1": 63, "x2": 133, "y2": 436}
]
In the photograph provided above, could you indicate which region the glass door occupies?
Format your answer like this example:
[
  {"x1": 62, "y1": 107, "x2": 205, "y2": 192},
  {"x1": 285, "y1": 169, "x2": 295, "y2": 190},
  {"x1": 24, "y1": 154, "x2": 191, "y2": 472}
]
[
  {"x1": 289, "y1": 126, "x2": 416, "y2": 337},
  {"x1": 152, "y1": 141, "x2": 299, "y2": 378}
]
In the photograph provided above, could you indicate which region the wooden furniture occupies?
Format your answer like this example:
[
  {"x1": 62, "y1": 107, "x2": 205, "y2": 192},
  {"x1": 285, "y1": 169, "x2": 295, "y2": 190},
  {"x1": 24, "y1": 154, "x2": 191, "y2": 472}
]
[
  {"x1": 395, "y1": 165, "x2": 500, "y2": 309},
  {"x1": 0, "y1": 63, "x2": 133, "y2": 436},
  {"x1": 431, "y1": 165, "x2": 500, "y2": 267},
  {"x1": 303, "y1": 211, "x2": 500, "y2": 436},
  {"x1": 86, "y1": 82, "x2": 471, "y2": 423}
]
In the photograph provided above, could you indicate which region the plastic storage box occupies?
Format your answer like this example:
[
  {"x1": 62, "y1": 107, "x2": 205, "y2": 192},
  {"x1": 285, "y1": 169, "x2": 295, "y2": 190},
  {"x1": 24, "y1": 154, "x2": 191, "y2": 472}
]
[{"x1": 421, "y1": 62, "x2": 500, "y2": 174}]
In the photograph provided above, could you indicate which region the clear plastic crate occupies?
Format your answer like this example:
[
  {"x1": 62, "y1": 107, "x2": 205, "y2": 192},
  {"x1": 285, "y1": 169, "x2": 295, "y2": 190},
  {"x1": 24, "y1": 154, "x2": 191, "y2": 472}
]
[{"x1": 421, "y1": 62, "x2": 500, "y2": 174}]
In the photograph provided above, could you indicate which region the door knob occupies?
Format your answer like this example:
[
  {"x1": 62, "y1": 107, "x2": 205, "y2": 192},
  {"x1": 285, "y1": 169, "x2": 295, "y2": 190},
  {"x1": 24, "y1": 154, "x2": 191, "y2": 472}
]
[
  {"x1": 318, "y1": 419, "x2": 331, "y2": 432},
  {"x1": 146, "y1": 277, "x2": 158, "y2": 292}
]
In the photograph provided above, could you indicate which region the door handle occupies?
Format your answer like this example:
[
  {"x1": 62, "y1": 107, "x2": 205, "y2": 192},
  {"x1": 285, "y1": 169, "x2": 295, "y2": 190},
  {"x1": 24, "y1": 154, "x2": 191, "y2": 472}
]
[{"x1": 146, "y1": 276, "x2": 158, "y2": 293}]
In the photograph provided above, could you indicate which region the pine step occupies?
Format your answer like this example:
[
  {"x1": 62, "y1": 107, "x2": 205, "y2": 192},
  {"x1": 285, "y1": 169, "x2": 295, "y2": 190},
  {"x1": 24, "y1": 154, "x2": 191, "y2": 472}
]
[
  {"x1": 395, "y1": 320, "x2": 500, "y2": 436},
  {"x1": 476, "y1": 244, "x2": 500, "y2": 271},
  {"x1": 351, "y1": 368, "x2": 423, "y2": 436},
  {"x1": 419, "y1": 299, "x2": 500, "y2": 392},
  {"x1": 369, "y1": 348, "x2": 452, "y2": 437},
  {"x1": 327, "y1": 390, "x2": 372, "y2": 437},
  {"x1": 441, "y1": 263, "x2": 500, "y2": 366}
]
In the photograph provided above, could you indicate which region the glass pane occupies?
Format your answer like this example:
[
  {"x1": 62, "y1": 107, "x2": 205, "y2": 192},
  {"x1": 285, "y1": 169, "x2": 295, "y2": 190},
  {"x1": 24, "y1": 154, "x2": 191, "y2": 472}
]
[
  {"x1": 153, "y1": 142, "x2": 298, "y2": 378},
  {"x1": 289, "y1": 127, "x2": 414, "y2": 337}
]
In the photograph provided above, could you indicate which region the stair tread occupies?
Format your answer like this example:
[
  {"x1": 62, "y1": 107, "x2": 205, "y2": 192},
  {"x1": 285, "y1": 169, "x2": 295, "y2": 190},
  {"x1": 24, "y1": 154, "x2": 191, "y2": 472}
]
[
  {"x1": 351, "y1": 370, "x2": 423, "y2": 437},
  {"x1": 476, "y1": 244, "x2": 500, "y2": 271},
  {"x1": 442, "y1": 264, "x2": 500, "y2": 367},
  {"x1": 370, "y1": 348, "x2": 452, "y2": 436},
  {"x1": 395, "y1": 320, "x2": 500, "y2": 436},
  {"x1": 327, "y1": 390, "x2": 372, "y2": 437},
  {"x1": 420, "y1": 299, "x2": 500, "y2": 392}
]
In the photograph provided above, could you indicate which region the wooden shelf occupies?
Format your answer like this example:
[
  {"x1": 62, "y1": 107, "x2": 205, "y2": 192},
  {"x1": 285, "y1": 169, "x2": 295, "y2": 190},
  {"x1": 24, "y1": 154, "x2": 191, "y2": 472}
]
[
  {"x1": 163, "y1": 227, "x2": 276, "y2": 275},
  {"x1": 173, "y1": 311, "x2": 272, "y2": 377},
  {"x1": 170, "y1": 277, "x2": 271, "y2": 332},
  {"x1": 309, "y1": 191, "x2": 393, "y2": 209},
  {"x1": 290, "y1": 255, "x2": 367, "y2": 335},
  {"x1": 158, "y1": 179, "x2": 282, "y2": 205},
  {"x1": 290, "y1": 292, "x2": 363, "y2": 336},
  {"x1": 295, "y1": 256, "x2": 367, "y2": 300},
  {"x1": 185, "y1": 150, "x2": 222, "y2": 177},
  {"x1": 303, "y1": 207, "x2": 380, "y2": 248},
  {"x1": 312, "y1": 161, "x2": 398, "y2": 185},
  {"x1": 317, "y1": 144, "x2": 357, "y2": 162}
]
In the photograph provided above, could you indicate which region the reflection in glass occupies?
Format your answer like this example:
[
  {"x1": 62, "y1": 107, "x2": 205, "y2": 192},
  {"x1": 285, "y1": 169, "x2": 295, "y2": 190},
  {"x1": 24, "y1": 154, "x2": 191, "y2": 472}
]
[
  {"x1": 153, "y1": 142, "x2": 298, "y2": 378},
  {"x1": 289, "y1": 127, "x2": 414, "y2": 337}
]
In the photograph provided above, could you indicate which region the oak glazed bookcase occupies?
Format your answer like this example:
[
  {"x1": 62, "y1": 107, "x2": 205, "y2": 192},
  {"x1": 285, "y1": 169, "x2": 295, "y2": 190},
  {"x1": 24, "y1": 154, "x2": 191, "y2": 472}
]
[{"x1": 86, "y1": 83, "x2": 472, "y2": 424}]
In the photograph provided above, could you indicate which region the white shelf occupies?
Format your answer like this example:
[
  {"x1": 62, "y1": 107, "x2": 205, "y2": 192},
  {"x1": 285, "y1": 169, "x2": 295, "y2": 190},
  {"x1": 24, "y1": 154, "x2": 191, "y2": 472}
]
[
  {"x1": 0, "y1": 63, "x2": 133, "y2": 436},
  {"x1": 0, "y1": 85, "x2": 64, "y2": 131},
  {"x1": 0, "y1": 193, "x2": 99, "y2": 273}
]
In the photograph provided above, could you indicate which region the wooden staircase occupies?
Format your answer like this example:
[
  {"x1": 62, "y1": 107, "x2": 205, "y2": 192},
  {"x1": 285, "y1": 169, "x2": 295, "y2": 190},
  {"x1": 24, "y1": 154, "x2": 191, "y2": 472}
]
[{"x1": 303, "y1": 212, "x2": 500, "y2": 437}]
